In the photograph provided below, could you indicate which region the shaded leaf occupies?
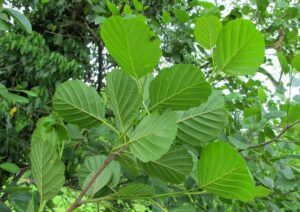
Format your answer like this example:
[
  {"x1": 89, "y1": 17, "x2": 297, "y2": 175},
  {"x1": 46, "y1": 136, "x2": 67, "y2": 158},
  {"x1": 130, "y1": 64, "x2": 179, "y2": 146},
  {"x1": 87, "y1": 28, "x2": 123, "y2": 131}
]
[
  {"x1": 112, "y1": 183, "x2": 154, "y2": 198},
  {"x1": 141, "y1": 146, "x2": 193, "y2": 184},
  {"x1": 79, "y1": 155, "x2": 120, "y2": 196},
  {"x1": 106, "y1": 69, "x2": 140, "y2": 132},
  {"x1": 30, "y1": 120, "x2": 65, "y2": 202},
  {"x1": 128, "y1": 110, "x2": 177, "y2": 162},
  {"x1": 177, "y1": 91, "x2": 227, "y2": 146}
]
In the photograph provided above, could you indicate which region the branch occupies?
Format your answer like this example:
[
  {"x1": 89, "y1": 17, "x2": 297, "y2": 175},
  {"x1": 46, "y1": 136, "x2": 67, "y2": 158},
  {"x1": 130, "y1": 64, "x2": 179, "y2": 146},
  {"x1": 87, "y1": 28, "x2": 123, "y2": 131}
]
[
  {"x1": 82, "y1": 189, "x2": 208, "y2": 204},
  {"x1": 66, "y1": 147, "x2": 126, "y2": 212},
  {"x1": 258, "y1": 68, "x2": 278, "y2": 86},
  {"x1": 240, "y1": 119, "x2": 300, "y2": 151}
]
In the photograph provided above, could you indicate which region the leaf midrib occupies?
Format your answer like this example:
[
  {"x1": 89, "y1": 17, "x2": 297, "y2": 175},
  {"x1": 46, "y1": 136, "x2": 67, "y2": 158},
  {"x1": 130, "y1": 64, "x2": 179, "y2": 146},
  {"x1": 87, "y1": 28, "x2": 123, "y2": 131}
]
[{"x1": 150, "y1": 81, "x2": 204, "y2": 110}]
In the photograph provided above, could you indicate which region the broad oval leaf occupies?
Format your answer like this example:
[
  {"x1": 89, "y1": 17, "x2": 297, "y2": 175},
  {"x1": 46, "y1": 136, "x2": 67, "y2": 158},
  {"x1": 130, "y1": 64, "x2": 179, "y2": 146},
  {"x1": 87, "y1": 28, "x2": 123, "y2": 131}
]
[
  {"x1": 177, "y1": 91, "x2": 227, "y2": 146},
  {"x1": 79, "y1": 155, "x2": 120, "y2": 196},
  {"x1": 141, "y1": 146, "x2": 193, "y2": 184},
  {"x1": 111, "y1": 183, "x2": 154, "y2": 199},
  {"x1": 101, "y1": 16, "x2": 161, "y2": 78},
  {"x1": 53, "y1": 80, "x2": 105, "y2": 129},
  {"x1": 149, "y1": 64, "x2": 211, "y2": 110},
  {"x1": 194, "y1": 15, "x2": 222, "y2": 49},
  {"x1": 214, "y1": 19, "x2": 265, "y2": 75},
  {"x1": 106, "y1": 69, "x2": 140, "y2": 132},
  {"x1": 128, "y1": 110, "x2": 177, "y2": 162},
  {"x1": 30, "y1": 119, "x2": 65, "y2": 202},
  {"x1": 198, "y1": 142, "x2": 255, "y2": 202}
]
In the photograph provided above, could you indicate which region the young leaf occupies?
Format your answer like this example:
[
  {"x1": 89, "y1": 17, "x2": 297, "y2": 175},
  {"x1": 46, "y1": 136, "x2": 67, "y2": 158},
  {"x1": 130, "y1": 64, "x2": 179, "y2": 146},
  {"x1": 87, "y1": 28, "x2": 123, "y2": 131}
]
[
  {"x1": 133, "y1": 0, "x2": 143, "y2": 11},
  {"x1": 79, "y1": 155, "x2": 120, "y2": 196},
  {"x1": 149, "y1": 64, "x2": 211, "y2": 110},
  {"x1": 30, "y1": 122, "x2": 65, "y2": 202},
  {"x1": 128, "y1": 110, "x2": 177, "y2": 162},
  {"x1": 198, "y1": 142, "x2": 255, "y2": 202},
  {"x1": 101, "y1": 16, "x2": 161, "y2": 78},
  {"x1": 141, "y1": 146, "x2": 193, "y2": 184},
  {"x1": 177, "y1": 91, "x2": 227, "y2": 146},
  {"x1": 194, "y1": 15, "x2": 222, "y2": 49},
  {"x1": 255, "y1": 186, "x2": 271, "y2": 198},
  {"x1": 214, "y1": 19, "x2": 265, "y2": 75},
  {"x1": 106, "y1": 0, "x2": 120, "y2": 15},
  {"x1": 106, "y1": 69, "x2": 140, "y2": 132},
  {"x1": 3, "y1": 8, "x2": 32, "y2": 33},
  {"x1": 52, "y1": 80, "x2": 105, "y2": 129}
]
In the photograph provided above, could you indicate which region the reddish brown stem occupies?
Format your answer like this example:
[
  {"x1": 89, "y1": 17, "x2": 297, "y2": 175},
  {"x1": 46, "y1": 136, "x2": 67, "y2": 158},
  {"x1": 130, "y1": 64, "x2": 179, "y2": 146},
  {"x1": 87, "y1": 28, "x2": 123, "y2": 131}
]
[
  {"x1": 240, "y1": 119, "x2": 300, "y2": 152},
  {"x1": 67, "y1": 147, "x2": 125, "y2": 212}
]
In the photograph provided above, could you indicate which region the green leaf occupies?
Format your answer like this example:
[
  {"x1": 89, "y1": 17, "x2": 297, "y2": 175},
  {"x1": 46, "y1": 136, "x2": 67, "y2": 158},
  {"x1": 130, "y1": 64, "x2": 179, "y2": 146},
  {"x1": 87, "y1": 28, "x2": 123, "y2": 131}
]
[
  {"x1": 173, "y1": 8, "x2": 189, "y2": 23},
  {"x1": 128, "y1": 110, "x2": 177, "y2": 162},
  {"x1": 111, "y1": 183, "x2": 154, "y2": 198},
  {"x1": 149, "y1": 64, "x2": 211, "y2": 110},
  {"x1": 141, "y1": 146, "x2": 193, "y2": 184},
  {"x1": 162, "y1": 10, "x2": 171, "y2": 23},
  {"x1": 0, "y1": 162, "x2": 20, "y2": 173},
  {"x1": 118, "y1": 153, "x2": 140, "y2": 177},
  {"x1": 124, "y1": 4, "x2": 133, "y2": 15},
  {"x1": 214, "y1": 19, "x2": 265, "y2": 75},
  {"x1": 194, "y1": 15, "x2": 222, "y2": 49},
  {"x1": 277, "y1": 52, "x2": 289, "y2": 73},
  {"x1": 30, "y1": 123, "x2": 65, "y2": 202},
  {"x1": 291, "y1": 54, "x2": 300, "y2": 71},
  {"x1": 133, "y1": 0, "x2": 143, "y2": 11},
  {"x1": 258, "y1": 86, "x2": 267, "y2": 103},
  {"x1": 280, "y1": 103, "x2": 300, "y2": 123},
  {"x1": 0, "y1": 19, "x2": 10, "y2": 31},
  {"x1": 3, "y1": 8, "x2": 32, "y2": 33},
  {"x1": 255, "y1": 186, "x2": 271, "y2": 198},
  {"x1": 106, "y1": 0, "x2": 119, "y2": 15},
  {"x1": 106, "y1": 69, "x2": 140, "y2": 132},
  {"x1": 0, "y1": 84, "x2": 29, "y2": 103},
  {"x1": 31, "y1": 118, "x2": 60, "y2": 149},
  {"x1": 53, "y1": 80, "x2": 105, "y2": 129},
  {"x1": 198, "y1": 142, "x2": 255, "y2": 202},
  {"x1": 79, "y1": 155, "x2": 120, "y2": 196},
  {"x1": 14, "y1": 89, "x2": 38, "y2": 97},
  {"x1": 177, "y1": 91, "x2": 227, "y2": 146},
  {"x1": 0, "y1": 202, "x2": 10, "y2": 212},
  {"x1": 101, "y1": 16, "x2": 161, "y2": 78}
]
